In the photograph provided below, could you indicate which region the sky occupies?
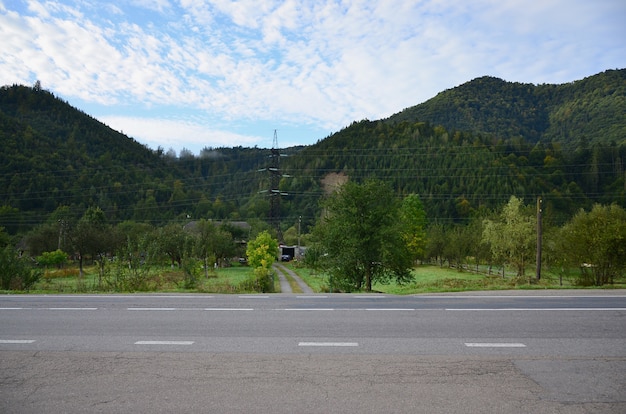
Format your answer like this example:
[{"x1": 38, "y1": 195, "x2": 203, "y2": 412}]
[{"x1": 1, "y1": 1, "x2": 625, "y2": 155}]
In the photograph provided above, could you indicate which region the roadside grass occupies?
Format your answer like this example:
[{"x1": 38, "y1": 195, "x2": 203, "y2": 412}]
[
  {"x1": 379, "y1": 266, "x2": 624, "y2": 294},
  {"x1": 35, "y1": 267, "x2": 99, "y2": 293},
  {"x1": 26, "y1": 264, "x2": 257, "y2": 294},
  {"x1": 201, "y1": 266, "x2": 255, "y2": 293},
  {"x1": 10, "y1": 262, "x2": 625, "y2": 295},
  {"x1": 285, "y1": 263, "x2": 625, "y2": 295}
]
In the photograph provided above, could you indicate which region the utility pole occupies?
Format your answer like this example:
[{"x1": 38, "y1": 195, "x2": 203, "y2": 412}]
[
  {"x1": 536, "y1": 196, "x2": 543, "y2": 280},
  {"x1": 262, "y1": 130, "x2": 289, "y2": 242},
  {"x1": 297, "y1": 215, "x2": 301, "y2": 259}
]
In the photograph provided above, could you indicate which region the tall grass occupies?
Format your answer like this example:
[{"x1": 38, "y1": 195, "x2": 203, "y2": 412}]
[
  {"x1": 16, "y1": 262, "x2": 626, "y2": 295},
  {"x1": 28, "y1": 264, "x2": 256, "y2": 294}
]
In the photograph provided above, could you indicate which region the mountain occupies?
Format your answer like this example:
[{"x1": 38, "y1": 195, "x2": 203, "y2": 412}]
[
  {"x1": 386, "y1": 69, "x2": 626, "y2": 148},
  {"x1": 0, "y1": 84, "x2": 192, "y2": 228},
  {"x1": 280, "y1": 70, "x2": 626, "y2": 226},
  {"x1": 1, "y1": 70, "x2": 625, "y2": 236}
]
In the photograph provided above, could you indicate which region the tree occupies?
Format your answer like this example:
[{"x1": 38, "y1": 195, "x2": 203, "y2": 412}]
[
  {"x1": 151, "y1": 223, "x2": 190, "y2": 268},
  {"x1": 116, "y1": 221, "x2": 154, "y2": 246},
  {"x1": 399, "y1": 194, "x2": 428, "y2": 263},
  {"x1": 482, "y1": 196, "x2": 536, "y2": 277},
  {"x1": 558, "y1": 204, "x2": 626, "y2": 285},
  {"x1": 245, "y1": 230, "x2": 278, "y2": 292},
  {"x1": 425, "y1": 222, "x2": 447, "y2": 266},
  {"x1": 312, "y1": 179, "x2": 413, "y2": 292},
  {"x1": 69, "y1": 206, "x2": 115, "y2": 280},
  {"x1": 191, "y1": 220, "x2": 234, "y2": 278},
  {"x1": 24, "y1": 223, "x2": 61, "y2": 256},
  {"x1": 443, "y1": 225, "x2": 473, "y2": 271},
  {"x1": 212, "y1": 226, "x2": 236, "y2": 267},
  {"x1": 192, "y1": 220, "x2": 218, "y2": 278}
]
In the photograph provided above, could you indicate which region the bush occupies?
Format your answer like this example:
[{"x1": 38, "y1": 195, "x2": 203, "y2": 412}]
[
  {"x1": 36, "y1": 249, "x2": 69, "y2": 269},
  {"x1": 0, "y1": 247, "x2": 41, "y2": 290},
  {"x1": 238, "y1": 268, "x2": 275, "y2": 293},
  {"x1": 106, "y1": 254, "x2": 151, "y2": 292},
  {"x1": 181, "y1": 257, "x2": 202, "y2": 289}
]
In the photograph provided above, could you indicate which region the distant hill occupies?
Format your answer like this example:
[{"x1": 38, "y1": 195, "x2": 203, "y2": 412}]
[
  {"x1": 0, "y1": 85, "x2": 191, "y2": 228},
  {"x1": 1, "y1": 70, "x2": 625, "y2": 236},
  {"x1": 386, "y1": 69, "x2": 626, "y2": 148}
]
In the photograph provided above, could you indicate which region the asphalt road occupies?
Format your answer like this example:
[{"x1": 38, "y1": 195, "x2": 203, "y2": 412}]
[{"x1": 1, "y1": 291, "x2": 625, "y2": 413}]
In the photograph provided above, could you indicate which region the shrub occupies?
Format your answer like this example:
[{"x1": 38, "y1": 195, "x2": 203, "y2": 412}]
[
  {"x1": 181, "y1": 257, "x2": 202, "y2": 289},
  {"x1": 0, "y1": 247, "x2": 41, "y2": 290}
]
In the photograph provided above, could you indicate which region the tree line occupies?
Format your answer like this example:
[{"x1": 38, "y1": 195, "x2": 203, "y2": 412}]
[
  {"x1": 2, "y1": 183, "x2": 624, "y2": 291},
  {"x1": 0, "y1": 204, "x2": 270, "y2": 291},
  {"x1": 304, "y1": 180, "x2": 625, "y2": 292}
]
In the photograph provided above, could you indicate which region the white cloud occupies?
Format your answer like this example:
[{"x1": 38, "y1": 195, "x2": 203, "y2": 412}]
[
  {"x1": 99, "y1": 115, "x2": 263, "y2": 150},
  {"x1": 0, "y1": 0, "x2": 624, "y2": 151},
  {"x1": 131, "y1": 0, "x2": 172, "y2": 14}
]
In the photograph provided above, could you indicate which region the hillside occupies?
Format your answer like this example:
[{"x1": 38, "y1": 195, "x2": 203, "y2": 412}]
[
  {"x1": 1, "y1": 70, "x2": 625, "y2": 236},
  {"x1": 280, "y1": 119, "x2": 625, "y2": 227},
  {"x1": 0, "y1": 85, "x2": 194, "y2": 229},
  {"x1": 386, "y1": 69, "x2": 626, "y2": 148}
]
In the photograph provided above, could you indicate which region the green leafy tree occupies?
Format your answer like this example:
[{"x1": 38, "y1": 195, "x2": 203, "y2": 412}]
[
  {"x1": 467, "y1": 218, "x2": 492, "y2": 272},
  {"x1": 192, "y1": 220, "x2": 218, "y2": 278},
  {"x1": 425, "y1": 223, "x2": 447, "y2": 266},
  {"x1": 558, "y1": 204, "x2": 626, "y2": 285},
  {"x1": 443, "y1": 225, "x2": 473, "y2": 271},
  {"x1": 152, "y1": 223, "x2": 191, "y2": 268},
  {"x1": 482, "y1": 196, "x2": 536, "y2": 277},
  {"x1": 245, "y1": 230, "x2": 278, "y2": 292},
  {"x1": 399, "y1": 194, "x2": 428, "y2": 263},
  {"x1": 282, "y1": 225, "x2": 299, "y2": 246},
  {"x1": 69, "y1": 206, "x2": 110, "y2": 279},
  {"x1": 312, "y1": 179, "x2": 413, "y2": 292},
  {"x1": 212, "y1": 226, "x2": 236, "y2": 267},
  {"x1": 116, "y1": 221, "x2": 154, "y2": 246},
  {"x1": 191, "y1": 220, "x2": 234, "y2": 278},
  {"x1": 24, "y1": 223, "x2": 61, "y2": 256}
]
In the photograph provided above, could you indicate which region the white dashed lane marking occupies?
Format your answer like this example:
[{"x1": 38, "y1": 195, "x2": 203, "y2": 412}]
[
  {"x1": 298, "y1": 342, "x2": 359, "y2": 347},
  {"x1": 465, "y1": 343, "x2": 526, "y2": 348}
]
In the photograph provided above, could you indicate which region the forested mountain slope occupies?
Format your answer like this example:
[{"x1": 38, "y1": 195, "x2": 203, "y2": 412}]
[
  {"x1": 280, "y1": 119, "x2": 625, "y2": 227},
  {"x1": 0, "y1": 85, "x2": 202, "y2": 228},
  {"x1": 386, "y1": 69, "x2": 626, "y2": 148},
  {"x1": 1, "y1": 69, "x2": 625, "y2": 236}
]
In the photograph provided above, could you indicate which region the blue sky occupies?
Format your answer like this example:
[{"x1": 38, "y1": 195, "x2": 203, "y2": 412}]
[{"x1": 1, "y1": 0, "x2": 624, "y2": 155}]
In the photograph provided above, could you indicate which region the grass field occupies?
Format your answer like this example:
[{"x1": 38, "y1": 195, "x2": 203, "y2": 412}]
[
  {"x1": 31, "y1": 264, "x2": 256, "y2": 294},
  {"x1": 9, "y1": 261, "x2": 625, "y2": 295},
  {"x1": 285, "y1": 263, "x2": 625, "y2": 294}
]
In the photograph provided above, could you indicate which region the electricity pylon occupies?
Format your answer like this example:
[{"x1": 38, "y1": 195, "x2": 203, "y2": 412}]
[{"x1": 259, "y1": 130, "x2": 288, "y2": 242}]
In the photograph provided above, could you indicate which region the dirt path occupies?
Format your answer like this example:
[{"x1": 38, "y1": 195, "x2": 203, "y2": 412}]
[
  {"x1": 273, "y1": 263, "x2": 293, "y2": 293},
  {"x1": 273, "y1": 263, "x2": 314, "y2": 294}
]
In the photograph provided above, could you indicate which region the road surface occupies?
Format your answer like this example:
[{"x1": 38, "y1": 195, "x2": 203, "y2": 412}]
[{"x1": 1, "y1": 291, "x2": 625, "y2": 413}]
